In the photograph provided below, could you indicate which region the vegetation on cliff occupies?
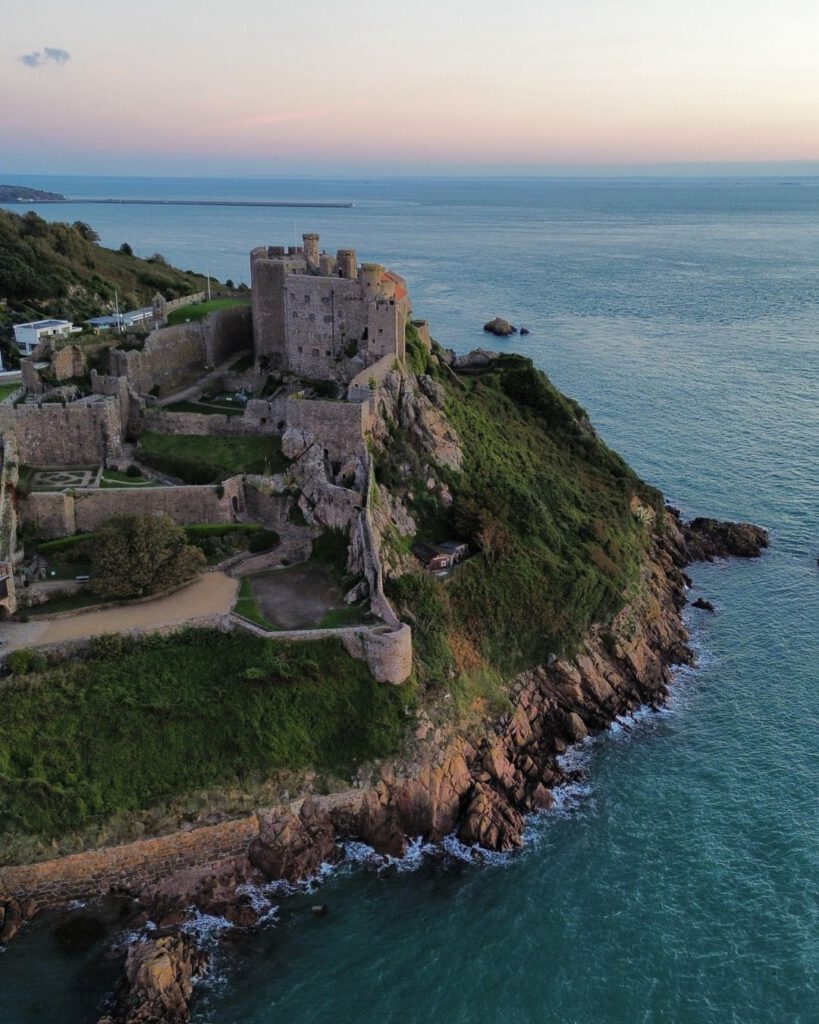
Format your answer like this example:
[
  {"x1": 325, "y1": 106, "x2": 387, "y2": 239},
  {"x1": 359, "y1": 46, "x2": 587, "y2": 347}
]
[
  {"x1": 0, "y1": 209, "x2": 209, "y2": 319},
  {"x1": 0, "y1": 629, "x2": 414, "y2": 861},
  {"x1": 381, "y1": 329, "x2": 663, "y2": 682}
]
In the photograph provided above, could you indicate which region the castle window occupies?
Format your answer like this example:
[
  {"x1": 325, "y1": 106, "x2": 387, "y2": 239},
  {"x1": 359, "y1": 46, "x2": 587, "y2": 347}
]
[
  {"x1": 325, "y1": 350, "x2": 331, "y2": 356},
  {"x1": 298, "y1": 346, "x2": 303, "y2": 354},
  {"x1": 312, "y1": 348, "x2": 319, "y2": 357},
  {"x1": 304, "y1": 294, "x2": 311, "y2": 304}
]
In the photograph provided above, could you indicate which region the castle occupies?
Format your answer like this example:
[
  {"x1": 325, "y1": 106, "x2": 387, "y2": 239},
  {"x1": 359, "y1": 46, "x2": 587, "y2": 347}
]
[
  {"x1": 0, "y1": 235, "x2": 425, "y2": 683},
  {"x1": 250, "y1": 234, "x2": 411, "y2": 381}
]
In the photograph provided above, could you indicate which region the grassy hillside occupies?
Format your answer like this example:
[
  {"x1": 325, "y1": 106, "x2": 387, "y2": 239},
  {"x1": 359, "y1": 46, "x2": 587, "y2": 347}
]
[
  {"x1": 380, "y1": 333, "x2": 663, "y2": 683},
  {"x1": 0, "y1": 629, "x2": 414, "y2": 860},
  {"x1": 0, "y1": 208, "x2": 212, "y2": 326}
]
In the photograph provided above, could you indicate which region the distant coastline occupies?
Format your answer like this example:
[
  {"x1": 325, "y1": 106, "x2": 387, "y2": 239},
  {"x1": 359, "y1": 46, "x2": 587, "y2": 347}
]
[{"x1": 0, "y1": 184, "x2": 353, "y2": 209}]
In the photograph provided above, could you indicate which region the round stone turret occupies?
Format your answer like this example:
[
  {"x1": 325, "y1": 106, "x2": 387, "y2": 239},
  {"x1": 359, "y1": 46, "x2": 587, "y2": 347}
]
[
  {"x1": 337, "y1": 249, "x2": 357, "y2": 279},
  {"x1": 303, "y1": 233, "x2": 320, "y2": 267},
  {"x1": 360, "y1": 262, "x2": 384, "y2": 300}
]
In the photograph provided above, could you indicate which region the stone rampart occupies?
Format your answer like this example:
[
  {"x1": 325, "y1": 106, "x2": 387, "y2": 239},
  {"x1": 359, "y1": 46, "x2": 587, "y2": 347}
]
[
  {"x1": 140, "y1": 399, "x2": 282, "y2": 439},
  {"x1": 243, "y1": 482, "x2": 292, "y2": 528},
  {"x1": 21, "y1": 477, "x2": 245, "y2": 539},
  {"x1": 202, "y1": 305, "x2": 252, "y2": 366},
  {"x1": 0, "y1": 396, "x2": 123, "y2": 466},
  {"x1": 51, "y1": 345, "x2": 87, "y2": 381},
  {"x1": 110, "y1": 325, "x2": 203, "y2": 397},
  {"x1": 285, "y1": 395, "x2": 369, "y2": 463},
  {"x1": 109, "y1": 306, "x2": 251, "y2": 398},
  {"x1": 0, "y1": 815, "x2": 256, "y2": 907},
  {"x1": 230, "y1": 616, "x2": 412, "y2": 685}
]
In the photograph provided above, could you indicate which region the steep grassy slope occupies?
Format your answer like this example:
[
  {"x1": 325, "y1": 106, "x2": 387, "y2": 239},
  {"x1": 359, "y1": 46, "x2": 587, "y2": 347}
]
[
  {"x1": 381, "y1": 333, "x2": 664, "y2": 681},
  {"x1": 0, "y1": 630, "x2": 414, "y2": 861},
  {"x1": 0, "y1": 208, "x2": 209, "y2": 323}
]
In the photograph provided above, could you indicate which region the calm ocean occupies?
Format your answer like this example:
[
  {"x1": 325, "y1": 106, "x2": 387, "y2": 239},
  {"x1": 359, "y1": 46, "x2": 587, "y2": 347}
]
[{"x1": 1, "y1": 176, "x2": 817, "y2": 1023}]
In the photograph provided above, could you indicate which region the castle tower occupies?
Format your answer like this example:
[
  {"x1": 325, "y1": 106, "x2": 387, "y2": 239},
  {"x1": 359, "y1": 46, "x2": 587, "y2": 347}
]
[
  {"x1": 360, "y1": 263, "x2": 385, "y2": 302},
  {"x1": 152, "y1": 291, "x2": 167, "y2": 326},
  {"x1": 303, "y1": 233, "x2": 320, "y2": 267},
  {"x1": 337, "y1": 249, "x2": 357, "y2": 279}
]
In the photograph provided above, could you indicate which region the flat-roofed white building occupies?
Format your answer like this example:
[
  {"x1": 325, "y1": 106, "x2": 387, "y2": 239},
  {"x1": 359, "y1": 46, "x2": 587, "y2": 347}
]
[{"x1": 13, "y1": 319, "x2": 78, "y2": 355}]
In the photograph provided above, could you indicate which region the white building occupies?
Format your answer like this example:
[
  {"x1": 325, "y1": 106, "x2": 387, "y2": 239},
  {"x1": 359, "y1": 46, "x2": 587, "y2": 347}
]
[
  {"x1": 13, "y1": 319, "x2": 78, "y2": 356},
  {"x1": 86, "y1": 307, "x2": 154, "y2": 332}
]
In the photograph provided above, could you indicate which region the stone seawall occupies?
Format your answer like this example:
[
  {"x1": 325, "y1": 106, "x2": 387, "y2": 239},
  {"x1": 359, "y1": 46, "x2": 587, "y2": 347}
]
[{"x1": 0, "y1": 816, "x2": 257, "y2": 907}]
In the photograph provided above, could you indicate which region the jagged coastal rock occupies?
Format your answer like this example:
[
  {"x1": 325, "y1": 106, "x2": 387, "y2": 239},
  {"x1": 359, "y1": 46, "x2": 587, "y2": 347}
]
[
  {"x1": 483, "y1": 317, "x2": 517, "y2": 336},
  {"x1": 98, "y1": 933, "x2": 206, "y2": 1024}
]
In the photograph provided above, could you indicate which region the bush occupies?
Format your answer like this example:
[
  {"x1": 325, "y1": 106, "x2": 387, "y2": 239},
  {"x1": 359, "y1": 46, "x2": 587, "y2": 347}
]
[
  {"x1": 6, "y1": 650, "x2": 32, "y2": 675},
  {"x1": 91, "y1": 513, "x2": 206, "y2": 598},
  {"x1": 125, "y1": 464, "x2": 142, "y2": 478}
]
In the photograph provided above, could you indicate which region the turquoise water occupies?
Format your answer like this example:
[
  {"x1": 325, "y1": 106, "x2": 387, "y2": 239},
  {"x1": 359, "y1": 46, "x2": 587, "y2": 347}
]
[{"x1": 1, "y1": 177, "x2": 817, "y2": 1022}]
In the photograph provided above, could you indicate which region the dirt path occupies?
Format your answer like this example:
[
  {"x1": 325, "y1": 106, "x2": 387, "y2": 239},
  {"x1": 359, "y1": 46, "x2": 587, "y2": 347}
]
[{"x1": 33, "y1": 572, "x2": 238, "y2": 645}]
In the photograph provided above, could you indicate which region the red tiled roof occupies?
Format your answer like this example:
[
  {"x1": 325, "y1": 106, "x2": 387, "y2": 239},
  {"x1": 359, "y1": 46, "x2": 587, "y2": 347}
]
[{"x1": 383, "y1": 270, "x2": 407, "y2": 300}]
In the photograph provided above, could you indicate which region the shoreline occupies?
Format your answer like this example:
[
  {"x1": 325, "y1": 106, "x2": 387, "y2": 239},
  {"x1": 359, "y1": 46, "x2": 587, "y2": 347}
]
[{"x1": 0, "y1": 512, "x2": 768, "y2": 1022}]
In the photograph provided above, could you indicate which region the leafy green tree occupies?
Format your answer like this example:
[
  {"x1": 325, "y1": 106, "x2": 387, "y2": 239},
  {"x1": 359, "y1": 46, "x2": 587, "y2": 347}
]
[{"x1": 91, "y1": 513, "x2": 206, "y2": 598}]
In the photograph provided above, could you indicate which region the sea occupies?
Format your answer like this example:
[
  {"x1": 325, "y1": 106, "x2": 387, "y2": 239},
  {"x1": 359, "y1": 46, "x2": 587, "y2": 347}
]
[{"x1": 0, "y1": 176, "x2": 817, "y2": 1024}]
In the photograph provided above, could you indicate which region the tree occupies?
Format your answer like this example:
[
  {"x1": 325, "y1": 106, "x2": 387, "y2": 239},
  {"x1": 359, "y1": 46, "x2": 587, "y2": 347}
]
[
  {"x1": 91, "y1": 513, "x2": 206, "y2": 598},
  {"x1": 72, "y1": 221, "x2": 99, "y2": 242},
  {"x1": 119, "y1": 242, "x2": 133, "y2": 257}
]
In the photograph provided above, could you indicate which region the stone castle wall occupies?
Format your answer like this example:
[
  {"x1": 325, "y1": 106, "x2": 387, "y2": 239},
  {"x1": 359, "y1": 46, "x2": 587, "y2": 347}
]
[
  {"x1": 202, "y1": 305, "x2": 253, "y2": 366},
  {"x1": 110, "y1": 325, "x2": 204, "y2": 397},
  {"x1": 110, "y1": 306, "x2": 251, "y2": 398},
  {"x1": 0, "y1": 397, "x2": 123, "y2": 466},
  {"x1": 140, "y1": 395, "x2": 285, "y2": 440},
  {"x1": 282, "y1": 274, "x2": 367, "y2": 378},
  {"x1": 285, "y1": 395, "x2": 370, "y2": 462},
  {"x1": 51, "y1": 345, "x2": 87, "y2": 382},
  {"x1": 21, "y1": 477, "x2": 244, "y2": 539},
  {"x1": 0, "y1": 809, "x2": 256, "y2": 909}
]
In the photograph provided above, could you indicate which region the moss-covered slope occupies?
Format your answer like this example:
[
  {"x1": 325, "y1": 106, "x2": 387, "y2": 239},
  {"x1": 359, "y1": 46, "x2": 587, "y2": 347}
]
[
  {"x1": 0, "y1": 208, "x2": 209, "y2": 322},
  {"x1": 379, "y1": 330, "x2": 664, "y2": 682}
]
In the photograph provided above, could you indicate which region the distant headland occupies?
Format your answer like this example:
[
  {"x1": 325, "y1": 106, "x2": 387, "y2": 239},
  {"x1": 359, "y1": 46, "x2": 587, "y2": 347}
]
[{"x1": 0, "y1": 184, "x2": 353, "y2": 209}]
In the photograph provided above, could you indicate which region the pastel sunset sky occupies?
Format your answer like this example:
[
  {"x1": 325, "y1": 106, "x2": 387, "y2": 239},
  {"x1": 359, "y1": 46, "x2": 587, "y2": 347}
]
[{"x1": 3, "y1": 0, "x2": 819, "y2": 175}]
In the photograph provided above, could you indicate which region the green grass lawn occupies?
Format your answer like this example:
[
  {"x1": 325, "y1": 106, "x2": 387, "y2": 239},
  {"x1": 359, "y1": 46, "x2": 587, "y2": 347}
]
[
  {"x1": 25, "y1": 590, "x2": 110, "y2": 617},
  {"x1": 165, "y1": 400, "x2": 245, "y2": 417},
  {"x1": 100, "y1": 468, "x2": 164, "y2": 488},
  {"x1": 229, "y1": 353, "x2": 255, "y2": 372},
  {"x1": 167, "y1": 298, "x2": 249, "y2": 326},
  {"x1": 136, "y1": 432, "x2": 286, "y2": 484},
  {"x1": 0, "y1": 629, "x2": 415, "y2": 851},
  {"x1": 0, "y1": 381, "x2": 21, "y2": 402},
  {"x1": 234, "y1": 576, "x2": 277, "y2": 630}
]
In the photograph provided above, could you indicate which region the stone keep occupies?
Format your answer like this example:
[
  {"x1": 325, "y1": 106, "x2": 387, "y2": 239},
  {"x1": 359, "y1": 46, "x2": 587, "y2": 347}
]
[{"x1": 250, "y1": 234, "x2": 410, "y2": 380}]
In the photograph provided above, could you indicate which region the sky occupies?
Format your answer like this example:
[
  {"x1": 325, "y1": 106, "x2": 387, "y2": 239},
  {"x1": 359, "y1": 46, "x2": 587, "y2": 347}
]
[{"x1": 3, "y1": 0, "x2": 819, "y2": 176}]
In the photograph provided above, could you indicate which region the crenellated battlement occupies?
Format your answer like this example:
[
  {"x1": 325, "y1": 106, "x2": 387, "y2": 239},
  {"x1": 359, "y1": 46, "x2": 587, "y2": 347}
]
[{"x1": 250, "y1": 233, "x2": 410, "y2": 381}]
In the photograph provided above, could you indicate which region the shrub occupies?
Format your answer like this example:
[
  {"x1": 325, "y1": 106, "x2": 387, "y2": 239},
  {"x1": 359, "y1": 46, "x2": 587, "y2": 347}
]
[
  {"x1": 91, "y1": 513, "x2": 206, "y2": 598},
  {"x1": 125, "y1": 464, "x2": 142, "y2": 478}
]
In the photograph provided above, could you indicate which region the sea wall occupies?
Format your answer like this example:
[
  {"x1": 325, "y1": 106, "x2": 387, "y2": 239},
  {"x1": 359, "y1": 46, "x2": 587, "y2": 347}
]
[{"x1": 0, "y1": 817, "x2": 257, "y2": 907}]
